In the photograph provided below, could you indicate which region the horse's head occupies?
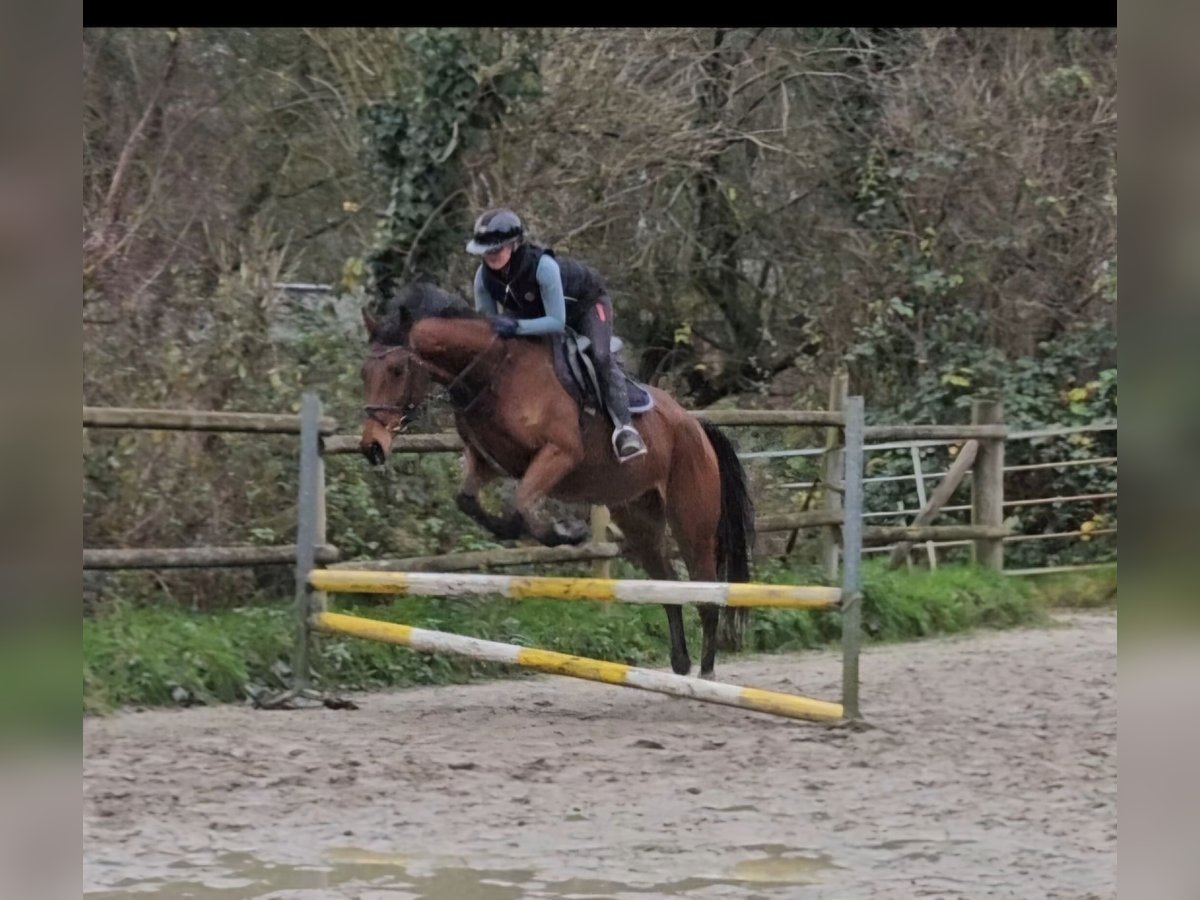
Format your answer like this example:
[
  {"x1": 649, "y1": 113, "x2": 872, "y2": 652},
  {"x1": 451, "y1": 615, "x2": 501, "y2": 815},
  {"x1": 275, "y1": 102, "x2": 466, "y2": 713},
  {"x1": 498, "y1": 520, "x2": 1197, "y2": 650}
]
[
  {"x1": 358, "y1": 283, "x2": 486, "y2": 465},
  {"x1": 359, "y1": 307, "x2": 432, "y2": 466}
]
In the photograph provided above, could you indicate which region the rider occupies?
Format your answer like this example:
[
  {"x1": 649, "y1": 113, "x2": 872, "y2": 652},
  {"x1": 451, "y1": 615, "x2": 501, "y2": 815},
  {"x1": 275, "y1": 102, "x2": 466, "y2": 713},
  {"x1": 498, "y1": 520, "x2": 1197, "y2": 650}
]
[{"x1": 466, "y1": 207, "x2": 648, "y2": 463}]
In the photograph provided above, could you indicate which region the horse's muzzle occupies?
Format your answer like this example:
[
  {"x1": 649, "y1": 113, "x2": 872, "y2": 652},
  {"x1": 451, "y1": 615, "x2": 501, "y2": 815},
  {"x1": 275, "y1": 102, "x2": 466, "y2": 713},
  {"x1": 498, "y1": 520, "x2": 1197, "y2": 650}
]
[
  {"x1": 361, "y1": 409, "x2": 414, "y2": 466},
  {"x1": 360, "y1": 415, "x2": 402, "y2": 467},
  {"x1": 363, "y1": 440, "x2": 387, "y2": 467}
]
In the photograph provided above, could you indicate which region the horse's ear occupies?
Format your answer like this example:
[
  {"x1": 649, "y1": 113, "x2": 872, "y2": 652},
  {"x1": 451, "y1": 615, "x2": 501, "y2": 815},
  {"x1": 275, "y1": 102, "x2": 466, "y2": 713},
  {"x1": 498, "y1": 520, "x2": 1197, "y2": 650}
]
[{"x1": 362, "y1": 307, "x2": 379, "y2": 338}]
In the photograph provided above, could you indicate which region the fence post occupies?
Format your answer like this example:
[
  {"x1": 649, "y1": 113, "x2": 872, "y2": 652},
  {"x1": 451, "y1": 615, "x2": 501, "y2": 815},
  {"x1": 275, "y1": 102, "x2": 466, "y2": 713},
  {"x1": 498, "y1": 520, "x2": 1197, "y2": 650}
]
[
  {"x1": 590, "y1": 505, "x2": 612, "y2": 580},
  {"x1": 840, "y1": 395, "x2": 865, "y2": 720},
  {"x1": 292, "y1": 392, "x2": 322, "y2": 691},
  {"x1": 971, "y1": 399, "x2": 1005, "y2": 571},
  {"x1": 821, "y1": 372, "x2": 849, "y2": 580}
]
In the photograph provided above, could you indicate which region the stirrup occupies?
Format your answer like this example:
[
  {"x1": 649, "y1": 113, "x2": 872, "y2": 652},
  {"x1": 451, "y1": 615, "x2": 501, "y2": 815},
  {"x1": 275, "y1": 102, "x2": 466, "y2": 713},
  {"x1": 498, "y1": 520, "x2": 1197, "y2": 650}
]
[{"x1": 612, "y1": 425, "x2": 647, "y2": 463}]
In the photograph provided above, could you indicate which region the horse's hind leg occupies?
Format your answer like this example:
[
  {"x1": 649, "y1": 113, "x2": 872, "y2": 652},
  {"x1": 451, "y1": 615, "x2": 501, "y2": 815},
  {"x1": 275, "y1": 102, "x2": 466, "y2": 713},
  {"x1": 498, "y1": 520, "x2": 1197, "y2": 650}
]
[
  {"x1": 666, "y1": 439, "x2": 724, "y2": 679},
  {"x1": 610, "y1": 493, "x2": 692, "y2": 676},
  {"x1": 673, "y1": 527, "x2": 722, "y2": 680}
]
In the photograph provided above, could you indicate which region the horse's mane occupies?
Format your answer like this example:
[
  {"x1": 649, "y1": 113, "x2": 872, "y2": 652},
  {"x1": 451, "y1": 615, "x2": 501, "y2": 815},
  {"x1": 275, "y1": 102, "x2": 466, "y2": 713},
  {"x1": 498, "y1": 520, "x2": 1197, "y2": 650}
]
[{"x1": 374, "y1": 282, "x2": 481, "y2": 345}]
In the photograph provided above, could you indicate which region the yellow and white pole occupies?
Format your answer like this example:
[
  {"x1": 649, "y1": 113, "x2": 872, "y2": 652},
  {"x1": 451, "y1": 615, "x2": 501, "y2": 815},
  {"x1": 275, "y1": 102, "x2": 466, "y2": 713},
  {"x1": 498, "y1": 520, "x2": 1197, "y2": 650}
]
[{"x1": 313, "y1": 611, "x2": 843, "y2": 722}]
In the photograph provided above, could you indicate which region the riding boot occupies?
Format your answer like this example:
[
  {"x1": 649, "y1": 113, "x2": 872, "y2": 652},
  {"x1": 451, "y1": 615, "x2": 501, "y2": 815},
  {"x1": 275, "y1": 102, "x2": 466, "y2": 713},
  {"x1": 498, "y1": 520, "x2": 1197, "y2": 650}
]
[{"x1": 601, "y1": 364, "x2": 647, "y2": 463}]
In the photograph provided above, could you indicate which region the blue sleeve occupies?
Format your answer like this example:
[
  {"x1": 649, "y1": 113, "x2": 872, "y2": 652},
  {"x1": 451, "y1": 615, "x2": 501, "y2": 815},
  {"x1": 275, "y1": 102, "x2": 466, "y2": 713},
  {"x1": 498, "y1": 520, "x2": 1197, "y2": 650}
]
[
  {"x1": 474, "y1": 266, "x2": 497, "y2": 315},
  {"x1": 514, "y1": 255, "x2": 567, "y2": 336}
]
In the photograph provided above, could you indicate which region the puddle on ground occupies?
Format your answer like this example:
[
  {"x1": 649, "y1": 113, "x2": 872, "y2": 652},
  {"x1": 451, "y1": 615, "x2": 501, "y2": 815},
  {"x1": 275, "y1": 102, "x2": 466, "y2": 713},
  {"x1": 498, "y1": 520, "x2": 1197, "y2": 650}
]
[
  {"x1": 85, "y1": 843, "x2": 838, "y2": 898},
  {"x1": 85, "y1": 850, "x2": 529, "y2": 900},
  {"x1": 730, "y1": 844, "x2": 836, "y2": 883},
  {"x1": 542, "y1": 847, "x2": 836, "y2": 895}
]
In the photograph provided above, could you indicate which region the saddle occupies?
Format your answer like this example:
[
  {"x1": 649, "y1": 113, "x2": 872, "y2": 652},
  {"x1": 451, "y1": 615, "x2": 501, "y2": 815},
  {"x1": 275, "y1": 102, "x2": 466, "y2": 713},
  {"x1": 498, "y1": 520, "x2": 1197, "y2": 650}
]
[{"x1": 550, "y1": 329, "x2": 654, "y2": 422}]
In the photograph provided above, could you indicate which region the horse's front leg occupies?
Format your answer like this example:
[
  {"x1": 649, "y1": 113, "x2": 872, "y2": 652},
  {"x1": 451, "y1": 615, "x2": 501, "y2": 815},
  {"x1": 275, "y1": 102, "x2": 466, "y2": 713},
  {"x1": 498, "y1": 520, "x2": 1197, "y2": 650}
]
[
  {"x1": 500, "y1": 441, "x2": 589, "y2": 547},
  {"x1": 454, "y1": 445, "x2": 521, "y2": 539}
]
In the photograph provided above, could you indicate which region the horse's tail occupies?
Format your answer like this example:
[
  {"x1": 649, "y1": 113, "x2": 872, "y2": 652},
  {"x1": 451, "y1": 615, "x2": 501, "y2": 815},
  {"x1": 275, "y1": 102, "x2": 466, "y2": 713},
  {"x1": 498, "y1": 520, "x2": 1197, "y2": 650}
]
[
  {"x1": 699, "y1": 419, "x2": 756, "y2": 649},
  {"x1": 698, "y1": 419, "x2": 755, "y2": 585}
]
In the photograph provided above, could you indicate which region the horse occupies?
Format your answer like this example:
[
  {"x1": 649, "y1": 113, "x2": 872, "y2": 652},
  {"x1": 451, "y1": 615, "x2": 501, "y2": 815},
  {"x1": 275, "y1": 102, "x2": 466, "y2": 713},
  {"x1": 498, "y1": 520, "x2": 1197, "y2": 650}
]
[{"x1": 357, "y1": 283, "x2": 755, "y2": 679}]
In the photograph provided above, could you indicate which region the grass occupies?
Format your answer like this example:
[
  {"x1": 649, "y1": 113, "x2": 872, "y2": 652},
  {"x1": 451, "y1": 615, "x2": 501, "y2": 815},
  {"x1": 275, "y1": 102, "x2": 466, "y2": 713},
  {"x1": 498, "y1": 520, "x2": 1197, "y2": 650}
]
[{"x1": 1010, "y1": 565, "x2": 1116, "y2": 609}]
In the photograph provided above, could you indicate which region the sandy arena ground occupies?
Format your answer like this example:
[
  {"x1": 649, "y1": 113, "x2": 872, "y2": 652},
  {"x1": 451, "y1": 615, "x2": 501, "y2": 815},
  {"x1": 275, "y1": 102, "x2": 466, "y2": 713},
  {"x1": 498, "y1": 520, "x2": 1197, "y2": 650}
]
[{"x1": 84, "y1": 611, "x2": 1116, "y2": 899}]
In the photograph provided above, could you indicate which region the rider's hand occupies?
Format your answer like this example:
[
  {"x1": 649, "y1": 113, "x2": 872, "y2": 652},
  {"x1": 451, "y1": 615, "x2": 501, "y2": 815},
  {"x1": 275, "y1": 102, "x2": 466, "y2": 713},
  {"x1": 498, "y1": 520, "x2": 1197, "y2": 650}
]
[{"x1": 491, "y1": 316, "x2": 520, "y2": 338}]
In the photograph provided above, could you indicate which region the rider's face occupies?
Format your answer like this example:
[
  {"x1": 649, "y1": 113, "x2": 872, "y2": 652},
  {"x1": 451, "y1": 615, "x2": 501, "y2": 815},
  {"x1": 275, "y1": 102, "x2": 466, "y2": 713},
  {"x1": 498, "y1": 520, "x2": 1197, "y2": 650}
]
[{"x1": 483, "y1": 243, "x2": 514, "y2": 270}]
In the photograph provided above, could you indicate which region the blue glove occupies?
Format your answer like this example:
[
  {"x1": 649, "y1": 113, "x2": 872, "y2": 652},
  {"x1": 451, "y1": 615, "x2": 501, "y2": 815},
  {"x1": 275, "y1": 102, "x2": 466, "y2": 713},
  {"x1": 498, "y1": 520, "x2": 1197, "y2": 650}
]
[{"x1": 491, "y1": 316, "x2": 520, "y2": 337}]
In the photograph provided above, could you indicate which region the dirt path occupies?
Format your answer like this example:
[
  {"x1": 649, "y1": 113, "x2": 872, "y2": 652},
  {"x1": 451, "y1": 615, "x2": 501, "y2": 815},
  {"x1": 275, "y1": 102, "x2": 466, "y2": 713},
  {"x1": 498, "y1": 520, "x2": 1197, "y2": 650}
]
[{"x1": 84, "y1": 612, "x2": 1116, "y2": 899}]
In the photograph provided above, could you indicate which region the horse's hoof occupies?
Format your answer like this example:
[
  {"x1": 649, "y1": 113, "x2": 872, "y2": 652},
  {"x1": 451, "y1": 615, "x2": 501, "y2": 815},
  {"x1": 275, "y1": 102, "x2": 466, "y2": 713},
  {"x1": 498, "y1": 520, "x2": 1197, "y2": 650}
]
[
  {"x1": 670, "y1": 655, "x2": 692, "y2": 676},
  {"x1": 548, "y1": 519, "x2": 589, "y2": 547},
  {"x1": 698, "y1": 670, "x2": 716, "y2": 682}
]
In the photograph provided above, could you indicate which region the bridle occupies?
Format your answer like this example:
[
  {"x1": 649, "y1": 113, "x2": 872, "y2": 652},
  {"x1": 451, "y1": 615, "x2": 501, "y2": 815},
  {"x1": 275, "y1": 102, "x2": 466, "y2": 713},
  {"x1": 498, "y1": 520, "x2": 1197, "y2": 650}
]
[{"x1": 362, "y1": 334, "x2": 505, "y2": 428}]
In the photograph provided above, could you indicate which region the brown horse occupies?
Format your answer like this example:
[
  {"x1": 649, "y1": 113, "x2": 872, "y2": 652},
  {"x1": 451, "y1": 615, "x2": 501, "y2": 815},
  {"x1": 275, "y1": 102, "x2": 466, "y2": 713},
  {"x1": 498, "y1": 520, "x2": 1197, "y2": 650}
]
[{"x1": 358, "y1": 284, "x2": 755, "y2": 679}]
